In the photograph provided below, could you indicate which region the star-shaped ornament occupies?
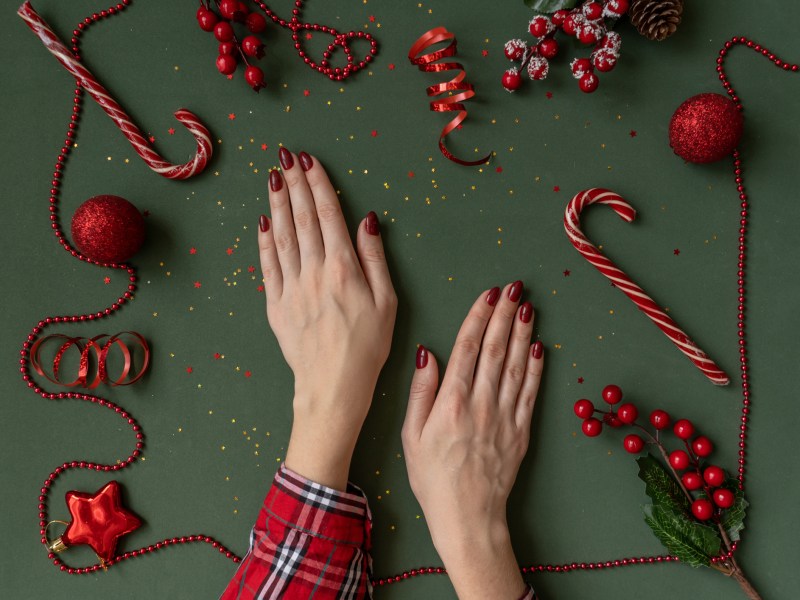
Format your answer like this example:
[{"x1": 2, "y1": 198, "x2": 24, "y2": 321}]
[{"x1": 51, "y1": 481, "x2": 141, "y2": 563}]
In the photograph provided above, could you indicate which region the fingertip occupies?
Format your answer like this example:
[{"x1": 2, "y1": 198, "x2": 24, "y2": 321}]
[
  {"x1": 258, "y1": 214, "x2": 269, "y2": 233},
  {"x1": 532, "y1": 340, "x2": 544, "y2": 361},
  {"x1": 366, "y1": 210, "x2": 380, "y2": 236}
]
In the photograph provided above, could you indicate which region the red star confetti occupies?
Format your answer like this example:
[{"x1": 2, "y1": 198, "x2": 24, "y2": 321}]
[
  {"x1": 674, "y1": 249, "x2": 681, "y2": 255},
  {"x1": 148, "y1": 135, "x2": 155, "y2": 143},
  {"x1": 214, "y1": 353, "x2": 222, "y2": 360},
  {"x1": 495, "y1": 166, "x2": 503, "y2": 173},
  {"x1": 630, "y1": 130, "x2": 637, "y2": 137},
  {"x1": 244, "y1": 370, "x2": 252, "y2": 378},
  {"x1": 248, "y1": 265, "x2": 256, "y2": 273},
  {"x1": 228, "y1": 113, "x2": 236, "y2": 120},
  {"x1": 261, "y1": 143, "x2": 268, "y2": 150},
  {"x1": 577, "y1": 377, "x2": 584, "y2": 384},
  {"x1": 305, "y1": 33, "x2": 312, "y2": 40},
  {"x1": 103, "y1": 276, "x2": 111, "y2": 284},
  {"x1": 371, "y1": 130, "x2": 378, "y2": 137},
  {"x1": 553, "y1": 185, "x2": 560, "y2": 192},
  {"x1": 168, "y1": 127, "x2": 175, "y2": 135},
  {"x1": 563, "y1": 269, "x2": 571, "y2": 277},
  {"x1": 256, "y1": 285, "x2": 264, "y2": 293},
  {"x1": 408, "y1": 171, "x2": 415, "y2": 178},
  {"x1": 194, "y1": 281, "x2": 202, "y2": 288},
  {"x1": 226, "y1": 248, "x2": 234, "y2": 256},
  {"x1": 481, "y1": 49, "x2": 489, "y2": 57},
  {"x1": 388, "y1": 63, "x2": 396, "y2": 70},
  {"x1": 368, "y1": 15, "x2": 375, "y2": 22},
  {"x1": 189, "y1": 247, "x2": 197, "y2": 255},
  {"x1": 186, "y1": 367, "x2": 193, "y2": 374},
  {"x1": 303, "y1": 89, "x2": 310, "y2": 97},
  {"x1": 546, "y1": 91, "x2": 553, "y2": 99}
]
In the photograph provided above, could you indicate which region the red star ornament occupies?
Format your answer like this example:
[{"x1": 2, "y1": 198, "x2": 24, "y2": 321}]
[{"x1": 59, "y1": 481, "x2": 141, "y2": 562}]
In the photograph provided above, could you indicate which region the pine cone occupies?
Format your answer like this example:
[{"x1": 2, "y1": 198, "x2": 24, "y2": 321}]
[{"x1": 629, "y1": 0, "x2": 684, "y2": 41}]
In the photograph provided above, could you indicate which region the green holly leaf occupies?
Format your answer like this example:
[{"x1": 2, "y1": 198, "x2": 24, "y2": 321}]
[
  {"x1": 523, "y1": 0, "x2": 578, "y2": 12},
  {"x1": 720, "y1": 479, "x2": 748, "y2": 542},
  {"x1": 643, "y1": 504, "x2": 722, "y2": 568},
  {"x1": 636, "y1": 454, "x2": 691, "y2": 516}
]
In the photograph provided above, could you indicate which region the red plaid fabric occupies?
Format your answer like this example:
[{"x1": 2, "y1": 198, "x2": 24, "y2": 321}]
[
  {"x1": 220, "y1": 465, "x2": 372, "y2": 599},
  {"x1": 220, "y1": 465, "x2": 537, "y2": 600}
]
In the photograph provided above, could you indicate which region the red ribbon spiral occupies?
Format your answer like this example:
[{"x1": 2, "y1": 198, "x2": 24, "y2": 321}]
[{"x1": 408, "y1": 27, "x2": 492, "y2": 166}]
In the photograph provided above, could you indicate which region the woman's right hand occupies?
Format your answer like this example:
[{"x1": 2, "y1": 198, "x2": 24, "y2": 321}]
[{"x1": 402, "y1": 282, "x2": 544, "y2": 600}]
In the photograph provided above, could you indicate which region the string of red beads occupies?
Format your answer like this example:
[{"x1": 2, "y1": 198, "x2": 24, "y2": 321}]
[
  {"x1": 252, "y1": 0, "x2": 378, "y2": 81},
  {"x1": 23, "y1": 0, "x2": 240, "y2": 573}
]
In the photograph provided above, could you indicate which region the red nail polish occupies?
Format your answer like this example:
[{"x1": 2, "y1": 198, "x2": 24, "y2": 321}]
[
  {"x1": 366, "y1": 211, "x2": 380, "y2": 236},
  {"x1": 259, "y1": 214, "x2": 269, "y2": 232},
  {"x1": 269, "y1": 169, "x2": 283, "y2": 192},
  {"x1": 279, "y1": 147, "x2": 293, "y2": 170},
  {"x1": 508, "y1": 280, "x2": 523, "y2": 302},
  {"x1": 532, "y1": 341, "x2": 543, "y2": 359},
  {"x1": 486, "y1": 287, "x2": 501, "y2": 306},
  {"x1": 519, "y1": 302, "x2": 533, "y2": 323},
  {"x1": 416, "y1": 345, "x2": 428, "y2": 369},
  {"x1": 299, "y1": 151, "x2": 313, "y2": 171}
]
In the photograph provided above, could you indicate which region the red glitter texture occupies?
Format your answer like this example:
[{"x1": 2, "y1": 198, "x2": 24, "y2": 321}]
[
  {"x1": 70, "y1": 195, "x2": 145, "y2": 263},
  {"x1": 669, "y1": 93, "x2": 743, "y2": 163}
]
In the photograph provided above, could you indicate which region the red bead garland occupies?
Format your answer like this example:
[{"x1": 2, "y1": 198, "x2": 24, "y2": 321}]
[{"x1": 23, "y1": 0, "x2": 239, "y2": 574}]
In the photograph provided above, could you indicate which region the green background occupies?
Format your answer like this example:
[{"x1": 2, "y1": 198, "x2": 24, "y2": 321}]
[{"x1": 2, "y1": 0, "x2": 798, "y2": 598}]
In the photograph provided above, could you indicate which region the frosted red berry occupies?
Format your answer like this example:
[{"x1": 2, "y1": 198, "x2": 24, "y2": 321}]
[
  {"x1": 214, "y1": 21, "x2": 235, "y2": 42},
  {"x1": 562, "y1": 14, "x2": 577, "y2": 36},
  {"x1": 216, "y1": 54, "x2": 237, "y2": 75},
  {"x1": 197, "y1": 8, "x2": 219, "y2": 32},
  {"x1": 692, "y1": 436, "x2": 714, "y2": 458},
  {"x1": 574, "y1": 399, "x2": 594, "y2": 419},
  {"x1": 537, "y1": 38, "x2": 559, "y2": 59},
  {"x1": 504, "y1": 39, "x2": 527, "y2": 61},
  {"x1": 527, "y1": 56, "x2": 550, "y2": 80},
  {"x1": 682, "y1": 471, "x2": 703, "y2": 490},
  {"x1": 601, "y1": 384, "x2": 622, "y2": 404},
  {"x1": 552, "y1": 9, "x2": 570, "y2": 26},
  {"x1": 592, "y1": 48, "x2": 617, "y2": 72},
  {"x1": 623, "y1": 434, "x2": 644, "y2": 454},
  {"x1": 579, "y1": 72, "x2": 599, "y2": 93},
  {"x1": 713, "y1": 488, "x2": 735, "y2": 509},
  {"x1": 502, "y1": 69, "x2": 522, "y2": 91},
  {"x1": 245, "y1": 66, "x2": 266, "y2": 92},
  {"x1": 582, "y1": 417, "x2": 603, "y2": 437},
  {"x1": 571, "y1": 57, "x2": 593, "y2": 79},
  {"x1": 691, "y1": 498, "x2": 714, "y2": 521},
  {"x1": 529, "y1": 16, "x2": 553, "y2": 38},
  {"x1": 649, "y1": 409, "x2": 671, "y2": 430},
  {"x1": 605, "y1": 0, "x2": 629, "y2": 17},
  {"x1": 578, "y1": 26, "x2": 599, "y2": 46},
  {"x1": 703, "y1": 465, "x2": 725, "y2": 487},
  {"x1": 242, "y1": 35, "x2": 265, "y2": 58},
  {"x1": 669, "y1": 449, "x2": 690, "y2": 470},
  {"x1": 246, "y1": 12, "x2": 267, "y2": 33},
  {"x1": 617, "y1": 403, "x2": 638, "y2": 424},
  {"x1": 582, "y1": 1, "x2": 603, "y2": 20},
  {"x1": 673, "y1": 419, "x2": 694, "y2": 440}
]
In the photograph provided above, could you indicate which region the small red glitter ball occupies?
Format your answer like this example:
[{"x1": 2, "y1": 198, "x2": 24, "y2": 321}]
[
  {"x1": 669, "y1": 93, "x2": 743, "y2": 163},
  {"x1": 71, "y1": 195, "x2": 145, "y2": 263}
]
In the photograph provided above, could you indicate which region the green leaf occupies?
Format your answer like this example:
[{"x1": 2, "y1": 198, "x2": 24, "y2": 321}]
[
  {"x1": 720, "y1": 479, "x2": 748, "y2": 542},
  {"x1": 636, "y1": 454, "x2": 691, "y2": 516},
  {"x1": 643, "y1": 504, "x2": 722, "y2": 568},
  {"x1": 523, "y1": 0, "x2": 578, "y2": 12}
]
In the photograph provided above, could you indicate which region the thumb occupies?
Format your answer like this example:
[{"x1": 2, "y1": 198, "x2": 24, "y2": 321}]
[{"x1": 402, "y1": 345, "x2": 439, "y2": 445}]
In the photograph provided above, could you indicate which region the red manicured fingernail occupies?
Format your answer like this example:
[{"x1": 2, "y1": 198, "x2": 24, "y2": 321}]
[
  {"x1": 416, "y1": 345, "x2": 428, "y2": 369},
  {"x1": 299, "y1": 151, "x2": 313, "y2": 171},
  {"x1": 532, "y1": 341, "x2": 543, "y2": 359},
  {"x1": 279, "y1": 147, "x2": 293, "y2": 170},
  {"x1": 486, "y1": 287, "x2": 501, "y2": 306},
  {"x1": 519, "y1": 302, "x2": 533, "y2": 323},
  {"x1": 508, "y1": 280, "x2": 523, "y2": 302},
  {"x1": 259, "y1": 214, "x2": 269, "y2": 232},
  {"x1": 269, "y1": 169, "x2": 283, "y2": 192},
  {"x1": 366, "y1": 211, "x2": 380, "y2": 236}
]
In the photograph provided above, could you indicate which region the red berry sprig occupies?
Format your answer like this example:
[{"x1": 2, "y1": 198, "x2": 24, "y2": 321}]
[
  {"x1": 196, "y1": 1, "x2": 266, "y2": 92},
  {"x1": 501, "y1": 0, "x2": 627, "y2": 94}
]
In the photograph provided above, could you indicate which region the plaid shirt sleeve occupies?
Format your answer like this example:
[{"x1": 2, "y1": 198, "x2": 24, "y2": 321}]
[{"x1": 220, "y1": 464, "x2": 373, "y2": 600}]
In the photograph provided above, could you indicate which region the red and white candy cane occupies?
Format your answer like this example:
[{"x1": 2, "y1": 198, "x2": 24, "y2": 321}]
[
  {"x1": 564, "y1": 188, "x2": 730, "y2": 386},
  {"x1": 17, "y1": 1, "x2": 211, "y2": 180}
]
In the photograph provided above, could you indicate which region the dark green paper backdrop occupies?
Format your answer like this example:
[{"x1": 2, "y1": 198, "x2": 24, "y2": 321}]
[{"x1": 1, "y1": 1, "x2": 799, "y2": 598}]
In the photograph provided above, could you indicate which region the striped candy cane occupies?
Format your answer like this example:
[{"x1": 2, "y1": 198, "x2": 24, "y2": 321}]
[
  {"x1": 564, "y1": 188, "x2": 730, "y2": 386},
  {"x1": 18, "y1": 1, "x2": 211, "y2": 180}
]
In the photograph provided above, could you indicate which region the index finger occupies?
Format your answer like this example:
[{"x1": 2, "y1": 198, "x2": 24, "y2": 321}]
[{"x1": 300, "y1": 153, "x2": 356, "y2": 260}]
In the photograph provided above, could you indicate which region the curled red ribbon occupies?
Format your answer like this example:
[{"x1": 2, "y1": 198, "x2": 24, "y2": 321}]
[
  {"x1": 30, "y1": 332, "x2": 150, "y2": 389},
  {"x1": 408, "y1": 27, "x2": 492, "y2": 166}
]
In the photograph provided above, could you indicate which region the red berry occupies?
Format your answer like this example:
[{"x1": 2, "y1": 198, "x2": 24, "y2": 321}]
[
  {"x1": 623, "y1": 434, "x2": 644, "y2": 454},
  {"x1": 603, "y1": 412, "x2": 623, "y2": 428},
  {"x1": 601, "y1": 384, "x2": 623, "y2": 405},
  {"x1": 526, "y1": 56, "x2": 550, "y2": 81},
  {"x1": 649, "y1": 409, "x2": 671, "y2": 430},
  {"x1": 574, "y1": 399, "x2": 594, "y2": 419},
  {"x1": 691, "y1": 499, "x2": 714, "y2": 521},
  {"x1": 197, "y1": 8, "x2": 219, "y2": 33},
  {"x1": 669, "y1": 449, "x2": 690, "y2": 470},
  {"x1": 703, "y1": 465, "x2": 725, "y2": 487},
  {"x1": 562, "y1": 15, "x2": 577, "y2": 36},
  {"x1": 713, "y1": 488, "x2": 735, "y2": 509},
  {"x1": 246, "y1": 12, "x2": 267, "y2": 33},
  {"x1": 600, "y1": 31, "x2": 622, "y2": 52},
  {"x1": 537, "y1": 38, "x2": 559, "y2": 59},
  {"x1": 214, "y1": 21, "x2": 235, "y2": 42},
  {"x1": 219, "y1": 41, "x2": 237, "y2": 56},
  {"x1": 528, "y1": 15, "x2": 553, "y2": 38},
  {"x1": 216, "y1": 54, "x2": 237, "y2": 75},
  {"x1": 245, "y1": 65, "x2": 266, "y2": 92},
  {"x1": 552, "y1": 9, "x2": 570, "y2": 26},
  {"x1": 592, "y1": 48, "x2": 617, "y2": 72},
  {"x1": 673, "y1": 419, "x2": 694, "y2": 440},
  {"x1": 504, "y1": 39, "x2": 527, "y2": 61},
  {"x1": 501, "y1": 69, "x2": 522, "y2": 92},
  {"x1": 605, "y1": 0, "x2": 630, "y2": 17},
  {"x1": 682, "y1": 471, "x2": 703, "y2": 490},
  {"x1": 582, "y1": 1, "x2": 603, "y2": 20},
  {"x1": 582, "y1": 417, "x2": 603, "y2": 437},
  {"x1": 242, "y1": 35, "x2": 265, "y2": 58},
  {"x1": 617, "y1": 403, "x2": 638, "y2": 424},
  {"x1": 571, "y1": 57, "x2": 593, "y2": 79},
  {"x1": 218, "y1": 0, "x2": 241, "y2": 21},
  {"x1": 578, "y1": 25, "x2": 599, "y2": 45},
  {"x1": 237, "y1": 1, "x2": 250, "y2": 17},
  {"x1": 692, "y1": 436, "x2": 714, "y2": 458}
]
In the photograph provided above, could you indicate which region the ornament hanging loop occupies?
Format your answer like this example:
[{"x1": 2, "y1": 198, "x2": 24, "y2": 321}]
[{"x1": 45, "y1": 520, "x2": 69, "y2": 553}]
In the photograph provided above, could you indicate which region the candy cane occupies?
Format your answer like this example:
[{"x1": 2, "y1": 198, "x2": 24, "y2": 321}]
[
  {"x1": 564, "y1": 188, "x2": 730, "y2": 386},
  {"x1": 17, "y1": 1, "x2": 211, "y2": 180}
]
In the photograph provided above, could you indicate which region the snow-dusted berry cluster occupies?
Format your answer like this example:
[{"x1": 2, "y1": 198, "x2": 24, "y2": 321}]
[{"x1": 501, "y1": 0, "x2": 628, "y2": 94}]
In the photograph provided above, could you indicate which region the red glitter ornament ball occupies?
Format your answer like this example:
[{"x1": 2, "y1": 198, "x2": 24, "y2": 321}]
[
  {"x1": 71, "y1": 195, "x2": 145, "y2": 263},
  {"x1": 669, "y1": 93, "x2": 743, "y2": 163}
]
